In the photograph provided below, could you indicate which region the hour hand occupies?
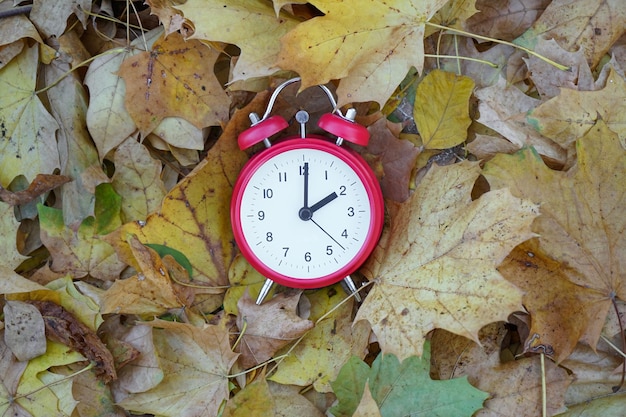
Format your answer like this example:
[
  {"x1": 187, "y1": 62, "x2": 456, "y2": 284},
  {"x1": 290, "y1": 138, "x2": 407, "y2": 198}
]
[{"x1": 299, "y1": 191, "x2": 337, "y2": 221}]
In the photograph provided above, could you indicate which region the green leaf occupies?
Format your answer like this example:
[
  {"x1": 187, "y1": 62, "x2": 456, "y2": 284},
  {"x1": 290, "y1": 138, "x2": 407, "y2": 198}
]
[
  {"x1": 144, "y1": 243, "x2": 194, "y2": 278},
  {"x1": 331, "y1": 341, "x2": 488, "y2": 417}
]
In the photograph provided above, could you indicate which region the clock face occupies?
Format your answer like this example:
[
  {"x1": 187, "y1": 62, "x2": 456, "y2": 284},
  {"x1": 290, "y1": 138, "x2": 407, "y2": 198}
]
[{"x1": 232, "y1": 139, "x2": 383, "y2": 288}]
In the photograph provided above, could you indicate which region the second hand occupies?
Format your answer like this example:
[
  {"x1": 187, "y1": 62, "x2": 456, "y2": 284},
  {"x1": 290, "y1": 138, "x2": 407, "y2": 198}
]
[{"x1": 310, "y1": 218, "x2": 345, "y2": 250}]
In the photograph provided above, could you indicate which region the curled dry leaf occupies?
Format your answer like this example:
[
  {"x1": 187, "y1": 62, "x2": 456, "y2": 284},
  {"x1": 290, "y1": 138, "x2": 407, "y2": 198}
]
[
  {"x1": 0, "y1": 174, "x2": 70, "y2": 206},
  {"x1": 27, "y1": 300, "x2": 117, "y2": 383}
]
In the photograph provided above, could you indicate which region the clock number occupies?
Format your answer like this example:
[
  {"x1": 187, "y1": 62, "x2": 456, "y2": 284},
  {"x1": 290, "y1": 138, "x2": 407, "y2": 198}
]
[
  {"x1": 283, "y1": 247, "x2": 289, "y2": 257},
  {"x1": 278, "y1": 172, "x2": 287, "y2": 182},
  {"x1": 304, "y1": 252, "x2": 312, "y2": 262},
  {"x1": 326, "y1": 245, "x2": 333, "y2": 255},
  {"x1": 299, "y1": 165, "x2": 306, "y2": 175},
  {"x1": 339, "y1": 185, "x2": 347, "y2": 196},
  {"x1": 266, "y1": 232, "x2": 273, "y2": 242},
  {"x1": 341, "y1": 229, "x2": 348, "y2": 238},
  {"x1": 257, "y1": 210, "x2": 265, "y2": 221},
  {"x1": 347, "y1": 207, "x2": 354, "y2": 217},
  {"x1": 263, "y1": 188, "x2": 273, "y2": 199}
]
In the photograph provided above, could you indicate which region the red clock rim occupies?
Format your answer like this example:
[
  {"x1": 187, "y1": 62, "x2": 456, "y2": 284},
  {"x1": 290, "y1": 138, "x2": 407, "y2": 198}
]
[{"x1": 230, "y1": 137, "x2": 384, "y2": 289}]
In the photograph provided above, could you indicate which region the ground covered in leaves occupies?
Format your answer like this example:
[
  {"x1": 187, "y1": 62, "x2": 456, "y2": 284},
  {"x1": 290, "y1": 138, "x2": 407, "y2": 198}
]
[{"x1": 0, "y1": 0, "x2": 625, "y2": 416}]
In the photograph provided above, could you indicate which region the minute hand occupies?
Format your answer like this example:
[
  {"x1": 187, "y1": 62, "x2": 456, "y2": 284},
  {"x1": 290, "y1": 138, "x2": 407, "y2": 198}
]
[{"x1": 309, "y1": 192, "x2": 338, "y2": 214}]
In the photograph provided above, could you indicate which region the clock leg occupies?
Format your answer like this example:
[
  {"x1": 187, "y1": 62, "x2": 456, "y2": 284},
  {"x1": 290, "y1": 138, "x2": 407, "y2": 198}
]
[
  {"x1": 256, "y1": 278, "x2": 274, "y2": 305},
  {"x1": 342, "y1": 276, "x2": 362, "y2": 302}
]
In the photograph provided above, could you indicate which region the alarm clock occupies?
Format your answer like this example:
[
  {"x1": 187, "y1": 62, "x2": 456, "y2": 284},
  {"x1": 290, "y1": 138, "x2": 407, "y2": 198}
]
[{"x1": 231, "y1": 78, "x2": 384, "y2": 304}]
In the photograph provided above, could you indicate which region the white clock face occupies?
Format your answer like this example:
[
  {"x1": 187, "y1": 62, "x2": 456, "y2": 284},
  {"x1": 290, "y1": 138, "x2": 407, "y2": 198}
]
[{"x1": 238, "y1": 147, "x2": 373, "y2": 280}]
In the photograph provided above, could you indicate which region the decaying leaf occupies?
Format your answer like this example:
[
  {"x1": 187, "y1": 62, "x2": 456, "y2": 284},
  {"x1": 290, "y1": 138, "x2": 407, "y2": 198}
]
[
  {"x1": 356, "y1": 160, "x2": 538, "y2": 360},
  {"x1": 236, "y1": 290, "x2": 313, "y2": 369},
  {"x1": 118, "y1": 32, "x2": 229, "y2": 136},
  {"x1": 483, "y1": 120, "x2": 626, "y2": 357},
  {"x1": 0, "y1": 174, "x2": 70, "y2": 206},
  {"x1": 0, "y1": 330, "x2": 30, "y2": 417},
  {"x1": 28, "y1": 300, "x2": 116, "y2": 383},
  {"x1": 278, "y1": 0, "x2": 450, "y2": 105},
  {"x1": 3, "y1": 300, "x2": 47, "y2": 361},
  {"x1": 118, "y1": 320, "x2": 238, "y2": 417}
]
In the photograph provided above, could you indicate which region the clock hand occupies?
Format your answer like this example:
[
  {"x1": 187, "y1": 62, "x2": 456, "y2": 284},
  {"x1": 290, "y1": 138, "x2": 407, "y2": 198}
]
[
  {"x1": 302, "y1": 162, "x2": 309, "y2": 208},
  {"x1": 310, "y1": 218, "x2": 345, "y2": 250},
  {"x1": 309, "y1": 192, "x2": 338, "y2": 214}
]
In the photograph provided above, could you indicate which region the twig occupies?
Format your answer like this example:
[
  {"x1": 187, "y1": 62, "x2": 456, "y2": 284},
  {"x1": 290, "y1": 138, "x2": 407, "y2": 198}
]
[{"x1": 0, "y1": 5, "x2": 32, "y2": 19}]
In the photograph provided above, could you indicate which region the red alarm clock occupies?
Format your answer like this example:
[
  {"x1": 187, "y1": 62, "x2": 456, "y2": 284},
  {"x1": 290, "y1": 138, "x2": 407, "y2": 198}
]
[{"x1": 231, "y1": 78, "x2": 383, "y2": 304}]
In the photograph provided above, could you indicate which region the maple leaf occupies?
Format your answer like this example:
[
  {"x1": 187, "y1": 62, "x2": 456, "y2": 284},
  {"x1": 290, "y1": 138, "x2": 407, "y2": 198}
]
[
  {"x1": 483, "y1": 120, "x2": 626, "y2": 356},
  {"x1": 269, "y1": 284, "x2": 370, "y2": 392},
  {"x1": 463, "y1": 0, "x2": 549, "y2": 41},
  {"x1": 118, "y1": 320, "x2": 238, "y2": 417},
  {"x1": 431, "y1": 325, "x2": 572, "y2": 416},
  {"x1": 222, "y1": 376, "x2": 275, "y2": 417},
  {"x1": 0, "y1": 43, "x2": 59, "y2": 186},
  {"x1": 355, "y1": 160, "x2": 539, "y2": 360},
  {"x1": 174, "y1": 0, "x2": 299, "y2": 81},
  {"x1": 0, "y1": 331, "x2": 30, "y2": 417},
  {"x1": 514, "y1": 0, "x2": 626, "y2": 68},
  {"x1": 118, "y1": 31, "x2": 229, "y2": 136},
  {"x1": 236, "y1": 290, "x2": 314, "y2": 369},
  {"x1": 527, "y1": 67, "x2": 626, "y2": 149},
  {"x1": 278, "y1": 0, "x2": 450, "y2": 106},
  {"x1": 331, "y1": 342, "x2": 488, "y2": 417},
  {"x1": 29, "y1": 0, "x2": 90, "y2": 38},
  {"x1": 0, "y1": 201, "x2": 28, "y2": 269}
]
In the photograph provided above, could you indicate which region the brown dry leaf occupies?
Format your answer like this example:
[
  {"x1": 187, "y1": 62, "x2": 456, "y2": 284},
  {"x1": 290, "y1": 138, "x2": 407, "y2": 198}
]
[
  {"x1": 236, "y1": 290, "x2": 314, "y2": 369},
  {"x1": 0, "y1": 174, "x2": 70, "y2": 206},
  {"x1": 118, "y1": 319, "x2": 239, "y2": 417},
  {"x1": 29, "y1": 0, "x2": 90, "y2": 38},
  {"x1": 146, "y1": 0, "x2": 187, "y2": 35},
  {"x1": 525, "y1": 37, "x2": 594, "y2": 98},
  {"x1": 475, "y1": 76, "x2": 566, "y2": 164},
  {"x1": 101, "y1": 236, "x2": 189, "y2": 317},
  {"x1": 499, "y1": 241, "x2": 607, "y2": 362},
  {"x1": 267, "y1": 381, "x2": 326, "y2": 417},
  {"x1": 484, "y1": 121, "x2": 626, "y2": 355},
  {"x1": 527, "y1": 67, "x2": 626, "y2": 149},
  {"x1": 464, "y1": 0, "x2": 551, "y2": 41},
  {"x1": 366, "y1": 116, "x2": 419, "y2": 202},
  {"x1": 106, "y1": 91, "x2": 266, "y2": 295},
  {"x1": 355, "y1": 160, "x2": 538, "y2": 360},
  {"x1": 353, "y1": 382, "x2": 382, "y2": 417},
  {"x1": 515, "y1": 0, "x2": 626, "y2": 68},
  {"x1": 118, "y1": 32, "x2": 229, "y2": 136},
  {"x1": 28, "y1": 300, "x2": 117, "y2": 383},
  {"x1": 431, "y1": 324, "x2": 572, "y2": 417}
]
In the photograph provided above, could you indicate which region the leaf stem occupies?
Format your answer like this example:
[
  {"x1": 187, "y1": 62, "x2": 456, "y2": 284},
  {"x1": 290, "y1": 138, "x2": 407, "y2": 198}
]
[
  {"x1": 35, "y1": 47, "x2": 127, "y2": 95},
  {"x1": 424, "y1": 53, "x2": 498, "y2": 68},
  {"x1": 540, "y1": 353, "x2": 547, "y2": 417},
  {"x1": 425, "y1": 22, "x2": 570, "y2": 71}
]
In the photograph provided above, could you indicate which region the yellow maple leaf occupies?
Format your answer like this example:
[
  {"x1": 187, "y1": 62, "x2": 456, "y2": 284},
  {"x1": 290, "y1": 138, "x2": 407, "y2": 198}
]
[
  {"x1": 356, "y1": 160, "x2": 538, "y2": 360},
  {"x1": 527, "y1": 67, "x2": 626, "y2": 149},
  {"x1": 174, "y1": 0, "x2": 299, "y2": 81},
  {"x1": 483, "y1": 120, "x2": 626, "y2": 355},
  {"x1": 118, "y1": 32, "x2": 229, "y2": 136},
  {"x1": 278, "y1": 0, "x2": 449, "y2": 106}
]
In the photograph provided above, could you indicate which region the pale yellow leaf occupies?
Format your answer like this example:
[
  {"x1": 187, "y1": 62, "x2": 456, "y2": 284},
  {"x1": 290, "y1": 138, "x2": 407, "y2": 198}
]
[{"x1": 0, "y1": 201, "x2": 27, "y2": 269}]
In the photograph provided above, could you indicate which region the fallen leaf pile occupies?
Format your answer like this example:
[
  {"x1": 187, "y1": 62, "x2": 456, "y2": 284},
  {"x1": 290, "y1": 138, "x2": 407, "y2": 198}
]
[{"x1": 0, "y1": 0, "x2": 625, "y2": 416}]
